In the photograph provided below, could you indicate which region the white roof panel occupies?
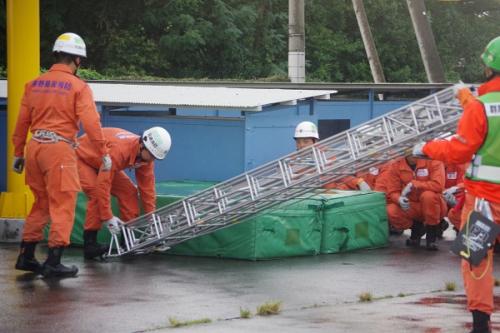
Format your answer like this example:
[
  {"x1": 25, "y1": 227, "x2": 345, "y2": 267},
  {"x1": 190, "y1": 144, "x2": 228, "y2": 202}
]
[
  {"x1": 0, "y1": 80, "x2": 336, "y2": 111},
  {"x1": 0, "y1": 80, "x2": 6, "y2": 98},
  {"x1": 88, "y1": 83, "x2": 335, "y2": 111}
]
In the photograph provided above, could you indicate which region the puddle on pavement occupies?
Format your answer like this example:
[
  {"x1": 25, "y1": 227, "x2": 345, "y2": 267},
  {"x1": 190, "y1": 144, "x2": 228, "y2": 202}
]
[
  {"x1": 412, "y1": 295, "x2": 467, "y2": 306},
  {"x1": 414, "y1": 295, "x2": 500, "y2": 308},
  {"x1": 423, "y1": 328, "x2": 442, "y2": 333},
  {"x1": 415, "y1": 296, "x2": 500, "y2": 332},
  {"x1": 392, "y1": 315, "x2": 423, "y2": 322},
  {"x1": 463, "y1": 322, "x2": 500, "y2": 331}
]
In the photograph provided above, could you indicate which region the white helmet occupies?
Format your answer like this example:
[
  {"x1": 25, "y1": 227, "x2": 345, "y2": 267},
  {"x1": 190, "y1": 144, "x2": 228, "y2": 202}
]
[
  {"x1": 294, "y1": 121, "x2": 319, "y2": 140},
  {"x1": 142, "y1": 127, "x2": 171, "y2": 160},
  {"x1": 52, "y1": 32, "x2": 87, "y2": 58}
]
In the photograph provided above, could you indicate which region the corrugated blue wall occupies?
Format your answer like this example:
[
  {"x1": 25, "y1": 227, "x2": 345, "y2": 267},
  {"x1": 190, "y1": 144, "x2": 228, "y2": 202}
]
[
  {"x1": 0, "y1": 98, "x2": 411, "y2": 191},
  {"x1": 244, "y1": 103, "x2": 308, "y2": 170},
  {"x1": 102, "y1": 111, "x2": 245, "y2": 182},
  {"x1": 243, "y1": 99, "x2": 410, "y2": 170}
]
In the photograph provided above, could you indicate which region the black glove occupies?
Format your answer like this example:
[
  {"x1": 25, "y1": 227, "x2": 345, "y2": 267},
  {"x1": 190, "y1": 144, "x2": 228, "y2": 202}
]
[{"x1": 13, "y1": 157, "x2": 25, "y2": 174}]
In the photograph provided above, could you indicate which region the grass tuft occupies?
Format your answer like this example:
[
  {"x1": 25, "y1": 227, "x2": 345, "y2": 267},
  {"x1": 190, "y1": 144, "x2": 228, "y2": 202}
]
[
  {"x1": 240, "y1": 307, "x2": 252, "y2": 319},
  {"x1": 445, "y1": 281, "x2": 456, "y2": 291},
  {"x1": 256, "y1": 301, "x2": 282, "y2": 316},
  {"x1": 358, "y1": 292, "x2": 373, "y2": 302},
  {"x1": 168, "y1": 317, "x2": 211, "y2": 328}
]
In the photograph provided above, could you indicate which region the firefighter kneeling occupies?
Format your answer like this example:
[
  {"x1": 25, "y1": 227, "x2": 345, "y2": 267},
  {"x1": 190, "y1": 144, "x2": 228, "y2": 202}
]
[{"x1": 383, "y1": 153, "x2": 446, "y2": 250}]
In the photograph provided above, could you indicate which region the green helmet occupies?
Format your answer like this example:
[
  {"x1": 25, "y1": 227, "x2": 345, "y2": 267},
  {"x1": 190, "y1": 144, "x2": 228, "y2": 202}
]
[{"x1": 482, "y1": 36, "x2": 500, "y2": 71}]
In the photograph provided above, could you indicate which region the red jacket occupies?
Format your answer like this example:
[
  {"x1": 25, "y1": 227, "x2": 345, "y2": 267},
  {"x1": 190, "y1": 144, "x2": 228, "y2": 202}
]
[
  {"x1": 357, "y1": 162, "x2": 391, "y2": 189},
  {"x1": 77, "y1": 128, "x2": 156, "y2": 221},
  {"x1": 12, "y1": 64, "x2": 106, "y2": 157},
  {"x1": 423, "y1": 77, "x2": 500, "y2": 204},
  {"x1": 444, "y1": 163, "x2": 466, "y2": 189},
  {"x1": 385, "y1": 158, "x2": 445, "y2": 205}
]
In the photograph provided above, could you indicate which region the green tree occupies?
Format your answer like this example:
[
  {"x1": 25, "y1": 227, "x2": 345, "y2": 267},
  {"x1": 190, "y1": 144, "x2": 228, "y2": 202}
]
[{"x1": 0, "y1": 0, "x2": 499, "y2": 82}]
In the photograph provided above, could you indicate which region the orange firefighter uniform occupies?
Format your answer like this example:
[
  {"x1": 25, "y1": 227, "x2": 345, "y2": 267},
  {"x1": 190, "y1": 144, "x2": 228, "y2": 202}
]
[
  {"x1": 358, "y1": 166, "x2": 381, "y2": 189},
  {"x1": 422, "y1": 76, "x2": 500, "y2": 315},
  {"x1": 359, "y1": 162, "x2": 393, "y2": 192},
  {"x1": 384, "y1": 158, "x2": 446, "y2": 231},
  {"x1": 374, "y1": 163, "x2": 393, "y2": 201},
  {"x1": 323, "y1": 175, "x2": 366, "y2": 190},
  {"x1": 12, "y1": 64, "x2": 106, "y2": 247},
  {"x1": 443, "y1": 163, "x2": 466, "y2": 229},
  {"x1": 76, "y1": 127, "x2": 156, "y2": 231}
]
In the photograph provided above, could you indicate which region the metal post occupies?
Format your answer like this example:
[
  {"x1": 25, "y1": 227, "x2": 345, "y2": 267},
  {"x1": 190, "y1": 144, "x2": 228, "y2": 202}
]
[
  {"x1": 352, "y1": 0, "x2": 386, "y2": 84},
  {"x1": 288, "y1": 0, "x2": 305, "y2": 83},
  {"x1": 0, "y1": 0, "x2": 39, "y2": 218},
  {"x1": 406, "y1": 0, "x2": 445, "y2": 83}
]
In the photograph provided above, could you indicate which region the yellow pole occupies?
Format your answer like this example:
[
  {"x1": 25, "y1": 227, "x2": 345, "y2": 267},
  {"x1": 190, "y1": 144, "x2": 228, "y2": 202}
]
[{"x1": 0, "y1": 0, "x2": 39, "y2": 218}]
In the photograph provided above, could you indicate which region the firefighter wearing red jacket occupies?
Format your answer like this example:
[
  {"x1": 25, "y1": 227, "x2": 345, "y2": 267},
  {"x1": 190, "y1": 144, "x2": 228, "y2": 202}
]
[
  {"x1": 442, "y1": 163, "x2": 466, "y2": 231},
  {"x1": 76, "y1": 127, "x2": 171, "y2": 259},
  {"x1": 12, "y1": 33, "x2": 109, "y2": 278},
  {"x1": 384, "y1": 155, "x2": 446, "y2": 250},
  {"x1": 413, "y1": 36, "x2": 500, "y2": 333},
  {"x1": 293, "y1": 121, "x2": 371, "y2": 191}
]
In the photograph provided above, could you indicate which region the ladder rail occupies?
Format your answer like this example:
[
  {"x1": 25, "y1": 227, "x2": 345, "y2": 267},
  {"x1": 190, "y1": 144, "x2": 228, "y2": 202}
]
[
  {"x1": 107, "y1": 86, "x2": 465, "y2": 257},
  {"x1": 115, "y1": 116, "x2": 457, "y2": 254}
]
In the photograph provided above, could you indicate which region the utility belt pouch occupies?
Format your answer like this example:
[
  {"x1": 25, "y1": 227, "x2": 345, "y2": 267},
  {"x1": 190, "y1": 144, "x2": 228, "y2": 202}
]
[{"x1": 451, "y1": 211, "x2": 500, "y2": 267}]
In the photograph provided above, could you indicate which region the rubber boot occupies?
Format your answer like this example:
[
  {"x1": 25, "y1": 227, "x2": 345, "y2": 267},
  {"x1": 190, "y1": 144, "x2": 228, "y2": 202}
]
[
  {"x1": 425, "y1": 225, "x2": 439, "y2": 251},
  {"x1": 15, "y1": 241, "x2": 42, "y2": 273},
  {"x1": 470, "y1": 310, "x2": 491, "y2": 333},
  {"x1": 389, "y1": 225, "x2": 404, "y2": 236},
  {"x1": 493, "y1": 241, "x2": 500, "y2": 254},
  {"x1": 41, "y1": 247, "x2": 78, "y2": 278},
  {"x1": 406, "y1": 221, "x2": 424, "y2": 247},
  {"x1": 436, "y1": 219, "x2": 449, "y2": 240},
  {"x1": 83, "y1": 230, "x2": 108, "y2": 260}
]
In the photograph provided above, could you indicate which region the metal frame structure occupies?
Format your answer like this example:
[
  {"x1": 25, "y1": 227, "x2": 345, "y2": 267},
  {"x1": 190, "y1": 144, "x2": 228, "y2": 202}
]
[{"x1": 108, "y1": 86, "x2": 463, "y2": 257}]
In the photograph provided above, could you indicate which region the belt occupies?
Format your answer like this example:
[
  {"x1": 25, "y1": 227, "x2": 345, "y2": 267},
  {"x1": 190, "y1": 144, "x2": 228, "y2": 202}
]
[{"x1": 32, "y1": 130, "x2": 78, "y2": 148}]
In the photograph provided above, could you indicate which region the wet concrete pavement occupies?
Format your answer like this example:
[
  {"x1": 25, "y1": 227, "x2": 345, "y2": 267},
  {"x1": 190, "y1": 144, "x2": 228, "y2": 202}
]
[{"x1": 1, "y1": 232, "x2": 500, "y2": 333}]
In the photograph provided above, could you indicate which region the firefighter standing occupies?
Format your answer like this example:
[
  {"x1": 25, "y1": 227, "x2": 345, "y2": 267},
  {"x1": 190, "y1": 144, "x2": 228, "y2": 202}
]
[
  {"x1": 414, "y1": 36, "x2": 500, "y2": 333},
  {"x1": 12, "y1": 33, "x2": 110, "y2": 278}
]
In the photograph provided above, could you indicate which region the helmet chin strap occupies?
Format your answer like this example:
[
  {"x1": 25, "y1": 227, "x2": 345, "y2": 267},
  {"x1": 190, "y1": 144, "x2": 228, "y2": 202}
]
[
  {"x1": 137, "y1": 145, "x2": 145, "y2": 161},
  {"x1": 485, "y1": 72, "x2": 495, "y2": 82},
  {"x1": 484, "y1": 67, "x2": 497, "y2": 82},
  {"x1": 72, "y1": 57, "x2": 81, "y2": 75}
]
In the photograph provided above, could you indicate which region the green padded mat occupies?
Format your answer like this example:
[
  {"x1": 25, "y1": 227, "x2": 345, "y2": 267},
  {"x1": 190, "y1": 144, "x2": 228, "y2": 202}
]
[
  {"x1": 46, "y1": 180, "x2": 217, "y2": 246},
  {"x1": 317, "y1": 191, "x2": 388, "y2": 254},
  {"x1": 168, "y1": 190, "x2": 388, "y2": 260},
  {"x1": 167, "y1": 196, "x2": 324, "y2": 260},
  {"x1": 46, "y1": 181, "x2": 388, "y2": 260}
]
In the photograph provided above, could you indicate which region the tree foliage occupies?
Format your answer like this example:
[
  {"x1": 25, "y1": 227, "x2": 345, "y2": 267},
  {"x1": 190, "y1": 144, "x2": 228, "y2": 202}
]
[{"x1": 0, "y1": 0, "x2": 498, "y2": 82}]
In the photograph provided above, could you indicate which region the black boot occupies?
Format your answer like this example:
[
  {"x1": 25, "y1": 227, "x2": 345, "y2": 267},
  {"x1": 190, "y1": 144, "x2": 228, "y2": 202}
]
[
  {"x1": 425, "y1": 225, "x2": 439, "y2": 251},
  {"x1": 83, "y1": 230, "x2": 107, "y2": 260},
  {"x1": 41, "y1": 247, "x2": 78, "y2": 278},
  {"x1": 15, "y1": 241, "x2": 42, "y2": 273},
  {"x1": 436, "y1": 219, "x2": 449, "y2": 240},
  {"x1": 470, "y1": 310, "x2": 491, "y2": 333},
  {"x1": 493, "y1": 241, "x2": 500, "y2": 254},
  {"x1": 389, "y1": 225, "x2": 404, "y2": 236},
  {"x1": 406, "y1": 221, "x2": 424, "y2": 247}
]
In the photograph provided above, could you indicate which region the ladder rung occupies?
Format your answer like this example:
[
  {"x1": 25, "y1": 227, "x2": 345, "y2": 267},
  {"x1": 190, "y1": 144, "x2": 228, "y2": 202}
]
[{"x1": 107, "y1": 86, "x2": 465, "y2": 257}]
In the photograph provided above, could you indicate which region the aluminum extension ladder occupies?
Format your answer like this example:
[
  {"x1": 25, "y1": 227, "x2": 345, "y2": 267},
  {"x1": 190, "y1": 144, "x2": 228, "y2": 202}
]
[{"x1": 107, "y1": 85, "x2": 464, "y2": 257}]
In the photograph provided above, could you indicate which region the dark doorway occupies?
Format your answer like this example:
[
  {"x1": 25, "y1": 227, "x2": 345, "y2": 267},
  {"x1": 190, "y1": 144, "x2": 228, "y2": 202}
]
[{"x1": 318, "y1": 119, "x2": 350, "y2": 140}]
